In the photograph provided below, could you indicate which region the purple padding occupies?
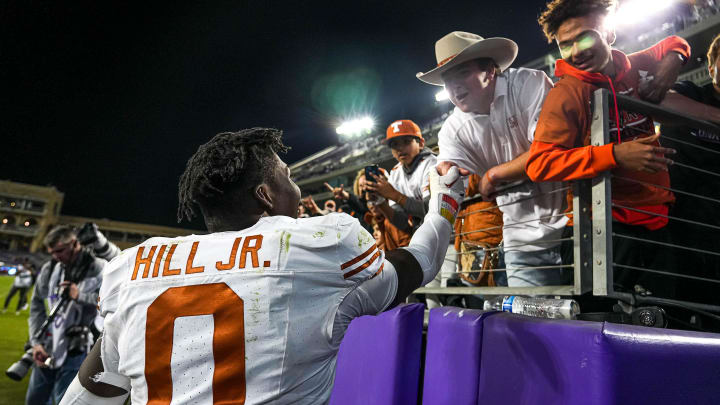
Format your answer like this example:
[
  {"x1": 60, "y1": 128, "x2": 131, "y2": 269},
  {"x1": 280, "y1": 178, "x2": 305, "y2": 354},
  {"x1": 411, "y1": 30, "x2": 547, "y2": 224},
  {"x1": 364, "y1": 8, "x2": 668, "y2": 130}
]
[
  {"x1": 422, "y1": 307, "x2": 496, "y2": 405},
  {"x1": 478, "y1": 313, "x2": 609, "y2": 405},
  {"x1": 602, "y1": 322, "x2": 720, "y2": 405},
  {"x1": 329, "y1": 303, "x2": 424, "y2": 405},
  {"x1": 479, "y1": 313, "x2": 720, "y2": 405}
]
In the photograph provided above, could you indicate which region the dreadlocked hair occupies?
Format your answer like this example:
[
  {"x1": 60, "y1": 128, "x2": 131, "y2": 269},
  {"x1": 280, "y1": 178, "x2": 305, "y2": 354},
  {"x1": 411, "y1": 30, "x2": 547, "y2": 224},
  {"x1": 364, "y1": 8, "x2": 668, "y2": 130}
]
[
  {"x1": 177, "y1": 127, "x2": 290, "y2": 223},
  {"x1": 538, "y1": 0, "x2": 616, "y2": 43}
]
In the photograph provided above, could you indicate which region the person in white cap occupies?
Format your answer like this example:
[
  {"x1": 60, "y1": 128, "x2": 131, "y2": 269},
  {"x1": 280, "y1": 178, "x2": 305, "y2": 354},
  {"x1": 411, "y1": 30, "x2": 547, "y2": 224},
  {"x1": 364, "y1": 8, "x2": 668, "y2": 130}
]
[{"x1": 417, "y1": 31, "x2": 571, "y2": 287}]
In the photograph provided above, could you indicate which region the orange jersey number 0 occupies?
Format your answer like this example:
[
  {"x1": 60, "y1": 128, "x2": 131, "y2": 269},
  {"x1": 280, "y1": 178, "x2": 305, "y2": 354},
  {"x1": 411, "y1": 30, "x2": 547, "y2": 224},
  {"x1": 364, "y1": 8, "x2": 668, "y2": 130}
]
[{"x1": 145, "y1": 283, "x2": 246, "y2": 404}]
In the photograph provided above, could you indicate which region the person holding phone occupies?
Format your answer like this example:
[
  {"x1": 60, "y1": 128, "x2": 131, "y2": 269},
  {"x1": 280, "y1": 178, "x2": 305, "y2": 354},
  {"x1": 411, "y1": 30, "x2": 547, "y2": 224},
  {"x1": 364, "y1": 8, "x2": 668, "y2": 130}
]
[{"x1": 364, "y1": 119, "x2": 437, "y2": 234}]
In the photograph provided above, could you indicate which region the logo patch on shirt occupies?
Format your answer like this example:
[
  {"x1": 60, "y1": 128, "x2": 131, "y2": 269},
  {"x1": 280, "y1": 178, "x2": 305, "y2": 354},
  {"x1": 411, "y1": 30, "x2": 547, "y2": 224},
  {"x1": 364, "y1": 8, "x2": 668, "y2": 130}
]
[{"x1": 507, "y1": 115, "x2": 518, "y2": 129}]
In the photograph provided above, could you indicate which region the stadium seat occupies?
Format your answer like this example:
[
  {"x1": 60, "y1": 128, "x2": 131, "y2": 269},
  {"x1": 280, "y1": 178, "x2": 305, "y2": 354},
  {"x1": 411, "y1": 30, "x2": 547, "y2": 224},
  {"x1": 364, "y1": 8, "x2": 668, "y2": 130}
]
[
  {"x1": 329, "y1": 303, "x2": 425, "y2": 405},
  {"x1": 477, "y1": 312, "x2": 720, "y2": 405},
  {"x1": 422, "y1": 307, "x2": 497, "y2": 405}
]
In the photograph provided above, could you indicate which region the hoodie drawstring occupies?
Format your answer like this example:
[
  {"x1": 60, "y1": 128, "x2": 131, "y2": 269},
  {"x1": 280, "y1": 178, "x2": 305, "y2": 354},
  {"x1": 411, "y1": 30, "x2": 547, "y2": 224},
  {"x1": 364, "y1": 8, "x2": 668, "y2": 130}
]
[{"x1": 606, "y1": 77, "x2": 622, "y2": 144}]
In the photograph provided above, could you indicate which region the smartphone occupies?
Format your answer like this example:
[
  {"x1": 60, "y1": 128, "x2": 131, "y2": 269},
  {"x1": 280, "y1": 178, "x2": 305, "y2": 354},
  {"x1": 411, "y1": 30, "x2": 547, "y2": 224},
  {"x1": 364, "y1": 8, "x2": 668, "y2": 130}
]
[{"x1": 365, "y1": 164, "x2": 381, "y2": 183}]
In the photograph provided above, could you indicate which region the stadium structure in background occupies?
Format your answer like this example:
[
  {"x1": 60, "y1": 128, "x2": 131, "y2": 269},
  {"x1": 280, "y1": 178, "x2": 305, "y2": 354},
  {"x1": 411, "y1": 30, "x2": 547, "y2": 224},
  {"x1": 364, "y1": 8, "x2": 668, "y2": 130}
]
[
  {"x1": 0, "y1": 180, "x2": 200, "y2": 254},
  {"x1": 290, "y1": 1, "x2": 720, "y2": 204}
]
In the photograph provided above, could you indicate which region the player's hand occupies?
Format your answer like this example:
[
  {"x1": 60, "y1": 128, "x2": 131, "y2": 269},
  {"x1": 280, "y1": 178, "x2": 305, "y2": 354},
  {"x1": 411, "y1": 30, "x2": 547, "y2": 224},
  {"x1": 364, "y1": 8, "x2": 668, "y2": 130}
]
[
  {"x1": 613, "y1": 134, "x2": 676, "y2": 173},
  {"x1": 479, "y1": 170, "x2": 498, "y2": 201},
  {"x1": 32, "y1": 344, "x2": 48, "y2": 367},
  {"x1": 638, "y1": 52, "x2": 683, "y2": 103},
  {"x1": 59, "y1": 281, "x2": 79, "y2": 300},
  {"x1": 436, "y1": 161, "x2": 471, "y2": 176},
  {"x1": 429, "y1": 165, "x2": 465, "y2": 225},
  {"x1": 324, "y1": 182, "x2": 350, "y2": 201}
]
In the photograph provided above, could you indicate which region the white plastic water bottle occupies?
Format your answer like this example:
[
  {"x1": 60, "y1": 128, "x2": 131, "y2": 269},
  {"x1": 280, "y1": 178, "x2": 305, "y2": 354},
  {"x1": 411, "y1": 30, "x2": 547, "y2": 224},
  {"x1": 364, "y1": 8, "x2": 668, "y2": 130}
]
[{"x1": 483, "y1": 296, "x2": 580, "y2": 320}]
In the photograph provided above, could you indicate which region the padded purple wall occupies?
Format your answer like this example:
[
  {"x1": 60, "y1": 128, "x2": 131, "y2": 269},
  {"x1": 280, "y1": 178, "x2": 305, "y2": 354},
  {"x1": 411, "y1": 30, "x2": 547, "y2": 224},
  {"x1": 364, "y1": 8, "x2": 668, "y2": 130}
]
[
  {"x1": 330, "y1": 303, "x2": 424, "y2": 405},
  {"x1": 422, "y1": 307, "x2": 496, "y2": 405}
]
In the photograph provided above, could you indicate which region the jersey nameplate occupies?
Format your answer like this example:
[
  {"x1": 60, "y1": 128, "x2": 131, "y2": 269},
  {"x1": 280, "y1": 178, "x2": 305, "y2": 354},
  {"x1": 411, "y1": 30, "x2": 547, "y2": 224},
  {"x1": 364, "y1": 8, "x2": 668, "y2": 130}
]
[{"x1": 130, "y1": 234, "x2": 269, "y2": 280}]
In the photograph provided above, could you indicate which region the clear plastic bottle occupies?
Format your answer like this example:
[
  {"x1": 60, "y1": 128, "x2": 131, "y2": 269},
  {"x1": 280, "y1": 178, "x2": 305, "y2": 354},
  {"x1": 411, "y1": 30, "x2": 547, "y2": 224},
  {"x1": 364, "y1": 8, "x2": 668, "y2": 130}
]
[{"x1": 483, "y1": 296, "x2": 580, "y2": 320}]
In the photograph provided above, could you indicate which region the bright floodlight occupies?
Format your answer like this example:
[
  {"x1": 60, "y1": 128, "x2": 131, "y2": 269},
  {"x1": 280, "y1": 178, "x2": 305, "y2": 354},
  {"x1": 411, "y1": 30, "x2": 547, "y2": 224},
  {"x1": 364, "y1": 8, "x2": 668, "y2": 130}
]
[
  {"x1": 607, "y1": 0, "x2": 675, "y2": 27},
  {"x1": 336, "y1": 116, "x2": 375, "y2": 137},
  {"x1": 435, "y1": 90, "x2": 450, "y2": 102}
]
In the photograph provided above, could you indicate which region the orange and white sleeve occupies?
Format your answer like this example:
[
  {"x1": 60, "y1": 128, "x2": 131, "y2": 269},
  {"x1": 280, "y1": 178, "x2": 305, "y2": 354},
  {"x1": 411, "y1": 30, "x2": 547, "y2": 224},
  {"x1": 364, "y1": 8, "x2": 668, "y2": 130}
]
[{"x1": 336, "y1": 215, "x2": 385, "y2": 283}]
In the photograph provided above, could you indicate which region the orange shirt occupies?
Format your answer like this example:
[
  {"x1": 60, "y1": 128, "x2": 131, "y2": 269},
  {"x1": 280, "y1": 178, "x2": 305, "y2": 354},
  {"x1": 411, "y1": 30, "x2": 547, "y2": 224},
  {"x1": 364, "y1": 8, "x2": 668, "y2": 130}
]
[
  {"x1": 526, "y1": 36, "x2": 690, "y2": 229},
  {"x1": 454, "y1": 174, "x2": 503, "y2": 250}
]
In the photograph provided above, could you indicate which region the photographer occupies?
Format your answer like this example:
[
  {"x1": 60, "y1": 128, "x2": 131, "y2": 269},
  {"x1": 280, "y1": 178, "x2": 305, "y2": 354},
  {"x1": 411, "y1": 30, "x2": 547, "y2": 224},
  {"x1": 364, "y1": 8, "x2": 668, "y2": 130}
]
[{"x1": 25, "y1": 225, "x2": 113, "y2": 405}]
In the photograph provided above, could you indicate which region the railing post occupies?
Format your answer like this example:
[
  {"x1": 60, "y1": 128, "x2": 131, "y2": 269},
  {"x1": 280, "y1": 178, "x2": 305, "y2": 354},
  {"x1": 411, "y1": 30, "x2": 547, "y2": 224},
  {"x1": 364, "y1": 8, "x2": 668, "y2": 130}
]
[
  {"x1": 591, "y1": 89, "x2": 613, "y2": 296},
  {"x1": 573, "y1": 179, "x2": 592, "y2": 294}
]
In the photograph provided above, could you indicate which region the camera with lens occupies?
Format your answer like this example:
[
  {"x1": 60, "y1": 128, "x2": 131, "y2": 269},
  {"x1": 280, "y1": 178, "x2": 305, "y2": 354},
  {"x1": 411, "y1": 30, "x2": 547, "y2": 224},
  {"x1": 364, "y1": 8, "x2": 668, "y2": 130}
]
[
  {"x1": 5, "y1": 343, "x2": 33, "y2": 381},
  {"x1": 65, "y1": 325, "x2": 91, "y2": 357}
]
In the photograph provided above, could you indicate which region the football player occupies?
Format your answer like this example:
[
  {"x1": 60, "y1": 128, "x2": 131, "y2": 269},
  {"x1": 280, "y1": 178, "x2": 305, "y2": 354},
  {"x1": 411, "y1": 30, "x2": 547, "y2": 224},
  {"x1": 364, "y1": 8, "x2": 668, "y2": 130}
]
[{"x1": 60, "y1": 127, "x2": 464, "y2": 404}]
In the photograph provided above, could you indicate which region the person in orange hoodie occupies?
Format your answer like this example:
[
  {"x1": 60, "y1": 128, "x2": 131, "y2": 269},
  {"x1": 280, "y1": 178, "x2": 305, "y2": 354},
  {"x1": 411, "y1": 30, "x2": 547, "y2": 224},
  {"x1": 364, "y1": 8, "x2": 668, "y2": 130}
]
[{"x1": 527, "y1": 0, "x2": 720, "y2": 298}]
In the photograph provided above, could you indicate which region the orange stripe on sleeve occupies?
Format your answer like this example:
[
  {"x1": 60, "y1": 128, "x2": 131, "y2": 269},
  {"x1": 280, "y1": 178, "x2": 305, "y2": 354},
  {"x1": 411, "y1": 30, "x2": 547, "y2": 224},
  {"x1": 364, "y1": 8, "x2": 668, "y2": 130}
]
[
  {"x1": 370, "y1": 263, "x2": 385, "y2": 279},
  {"x1": 343, "y1": 251, "x2": 381, "y2": 279},
  {"x1": 340, "y1": 245, "x2": 378, "y2": 270}
]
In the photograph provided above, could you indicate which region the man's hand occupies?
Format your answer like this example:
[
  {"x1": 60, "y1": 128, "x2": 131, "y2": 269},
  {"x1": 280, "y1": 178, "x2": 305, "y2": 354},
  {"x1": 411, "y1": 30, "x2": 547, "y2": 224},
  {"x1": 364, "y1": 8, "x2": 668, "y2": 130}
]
[
  {"x1": 32, "y1": 344, "x2": 48, "y2": 367},
  {"x1": 479, "y1": 170, "x2": 497, "y2": 201},
  {"x1": 323, "y1": 182, "x2": 350, "y2": 201},
  {"x1": 59, "y1": 281, "x2": 79, "y2": 300},
  {"x1": 436, "y1": 161, "x2": 472, "y2": 176},
  {"x1": 638, "y1": 52, "x2": 684, "y2": 103},
  {"x1": 613, "y1": 134, "x2": 676, "y2": 173},
  {"x1": 365, "y1": 171, "x2": 401, "y2": 202}
]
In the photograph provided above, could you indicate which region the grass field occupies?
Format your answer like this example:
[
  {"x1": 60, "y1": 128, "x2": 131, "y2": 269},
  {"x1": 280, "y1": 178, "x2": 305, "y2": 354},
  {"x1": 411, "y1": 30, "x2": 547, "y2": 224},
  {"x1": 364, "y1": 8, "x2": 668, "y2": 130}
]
[{"x1": 0, "y1": 275, "x2": 31, "y2": 404}]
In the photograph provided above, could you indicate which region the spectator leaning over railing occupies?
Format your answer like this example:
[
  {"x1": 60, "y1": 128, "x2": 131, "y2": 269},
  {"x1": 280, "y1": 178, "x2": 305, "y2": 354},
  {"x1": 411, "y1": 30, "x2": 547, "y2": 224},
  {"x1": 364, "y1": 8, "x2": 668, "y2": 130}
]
[
  {"x1": 527, "y1": 0, "x2": 720, "y2": 298},
  {"x1": 364, "y1": 120, "x2": 437, "y2": 233},
  {"x1": 416, "y1": 31, "x2": 570, "y2": 287},
  {"x1": 660, "y1": 33, "x2": 720, "y2": 304}
]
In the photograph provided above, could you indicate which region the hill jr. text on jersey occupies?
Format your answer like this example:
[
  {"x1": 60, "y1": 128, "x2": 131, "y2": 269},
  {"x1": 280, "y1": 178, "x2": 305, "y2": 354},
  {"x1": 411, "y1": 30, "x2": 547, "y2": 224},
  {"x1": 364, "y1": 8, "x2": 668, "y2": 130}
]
[{"x1": 131, "y1": 235, "x2": 269, "y2": 280}]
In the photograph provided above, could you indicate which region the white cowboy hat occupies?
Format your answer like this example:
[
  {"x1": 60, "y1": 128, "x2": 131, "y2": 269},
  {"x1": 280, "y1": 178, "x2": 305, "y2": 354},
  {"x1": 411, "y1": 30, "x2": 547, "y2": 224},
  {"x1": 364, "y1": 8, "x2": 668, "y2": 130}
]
[{"x1": 416, "y1": 31, "x2": 518, "y2": 86}]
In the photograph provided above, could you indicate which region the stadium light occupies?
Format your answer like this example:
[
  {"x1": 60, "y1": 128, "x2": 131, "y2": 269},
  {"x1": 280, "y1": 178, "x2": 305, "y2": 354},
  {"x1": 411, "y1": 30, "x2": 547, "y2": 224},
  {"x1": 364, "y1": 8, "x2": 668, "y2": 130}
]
[
  {"x1": 435, "y1": 90, "x2": 450, "y2": 102},
  {"x1": 336, "y1": 116, "x2": 375, "y2": 137},
  {"x1": 606, "y1": 0, "x2": 675, "y2": 27}
]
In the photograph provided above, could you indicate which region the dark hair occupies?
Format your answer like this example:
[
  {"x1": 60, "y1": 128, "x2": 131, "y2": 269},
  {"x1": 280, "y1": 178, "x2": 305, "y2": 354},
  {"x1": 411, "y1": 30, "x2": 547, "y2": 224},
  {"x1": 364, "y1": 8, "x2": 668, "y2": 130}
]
[
  {"x1": 44, "y1": 225, "x2": 76, "y2": 249},
  {"x1": 177, "y1": 128, "x2": 290, "y2": 223},
  {"x1": 538, "y1": 0, "x2": 617, "y2": 43},
  {"x1": 708, "y1": 33, "x2": 720, "y2": 68},
  {"x1": 473, "y1": 58, "x2": 500, "y2": 75}
]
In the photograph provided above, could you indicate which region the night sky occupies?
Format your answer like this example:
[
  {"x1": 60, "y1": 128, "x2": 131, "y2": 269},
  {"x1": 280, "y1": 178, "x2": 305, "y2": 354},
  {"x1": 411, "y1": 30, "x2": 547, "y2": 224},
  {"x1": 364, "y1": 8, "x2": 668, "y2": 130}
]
[{"x1": 3, "y1": 1, "x2": 555, "y2": 229}]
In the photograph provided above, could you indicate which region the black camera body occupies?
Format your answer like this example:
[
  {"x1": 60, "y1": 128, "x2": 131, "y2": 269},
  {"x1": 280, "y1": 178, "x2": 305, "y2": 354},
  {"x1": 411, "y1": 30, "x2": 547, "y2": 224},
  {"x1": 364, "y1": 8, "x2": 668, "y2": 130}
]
[{"x1": 65, "y1": 325, "x2": 91, "y2": 357}]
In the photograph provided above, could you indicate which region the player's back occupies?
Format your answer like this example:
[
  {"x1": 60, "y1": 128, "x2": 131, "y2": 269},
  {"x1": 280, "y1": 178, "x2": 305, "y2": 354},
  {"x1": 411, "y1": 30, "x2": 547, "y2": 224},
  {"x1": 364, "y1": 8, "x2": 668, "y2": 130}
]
[{"x1": 99, "y1": 213, "x2": 384, "y2": 404}]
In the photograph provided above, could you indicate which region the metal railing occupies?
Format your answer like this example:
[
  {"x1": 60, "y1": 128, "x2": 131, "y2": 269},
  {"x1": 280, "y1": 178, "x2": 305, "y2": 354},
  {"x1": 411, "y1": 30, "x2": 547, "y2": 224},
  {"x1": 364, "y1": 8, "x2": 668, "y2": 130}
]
[
  {"x1": 591, "y1": 89, "x2": 720, "y2": 313},
  {"x1": 415, "y1": 88, "x2": 720, "y2": 316}
]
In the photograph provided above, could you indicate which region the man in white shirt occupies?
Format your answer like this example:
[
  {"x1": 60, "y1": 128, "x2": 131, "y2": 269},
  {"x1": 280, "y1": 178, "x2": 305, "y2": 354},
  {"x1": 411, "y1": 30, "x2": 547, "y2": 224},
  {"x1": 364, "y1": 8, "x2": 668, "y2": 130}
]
[
  {"x1": 365, "y1": 119, "x2": 437, "y2": 234},
  {"x1": 417, "y1": 31, "x2": 570, "y2": 287},
  {"x1": 59, "y1": 127, "x2": 464, "y2": 405}
]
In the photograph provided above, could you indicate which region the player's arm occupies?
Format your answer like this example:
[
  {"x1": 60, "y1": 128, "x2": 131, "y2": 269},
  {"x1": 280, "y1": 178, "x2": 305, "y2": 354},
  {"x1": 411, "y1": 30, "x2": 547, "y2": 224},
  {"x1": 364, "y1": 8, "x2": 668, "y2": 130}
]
[
  {"x1": 388, "y1": 166, "x2": 465, "y2": 304},
  {"x1": 59, "y1": 336, "x2": 130, "y2": 405}
]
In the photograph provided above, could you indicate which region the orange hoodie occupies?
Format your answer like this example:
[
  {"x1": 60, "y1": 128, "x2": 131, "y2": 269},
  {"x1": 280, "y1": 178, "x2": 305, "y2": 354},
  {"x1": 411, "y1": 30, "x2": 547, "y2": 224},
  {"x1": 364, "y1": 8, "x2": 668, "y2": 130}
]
[{"x1": 526, "y1": 36, "x2": 690, "y2": 230}]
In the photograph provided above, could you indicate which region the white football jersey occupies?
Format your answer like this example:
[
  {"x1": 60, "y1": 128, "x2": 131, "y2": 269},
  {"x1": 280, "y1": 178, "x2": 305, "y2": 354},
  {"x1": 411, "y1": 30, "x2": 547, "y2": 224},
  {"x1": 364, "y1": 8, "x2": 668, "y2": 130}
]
[{"x1": 98, "y1": 213, "x2": 388, "y2": 404}]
